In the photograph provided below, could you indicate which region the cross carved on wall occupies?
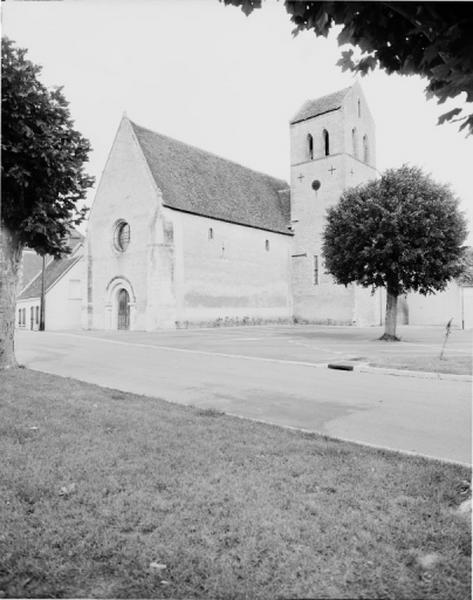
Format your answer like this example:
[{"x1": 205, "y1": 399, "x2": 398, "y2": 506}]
[
  {"x1": 328, "y1": 166, "x2": 336, "y2": 175},
  {"x1": 297, "y1": 173, "x2": 304, "y2": 182}
]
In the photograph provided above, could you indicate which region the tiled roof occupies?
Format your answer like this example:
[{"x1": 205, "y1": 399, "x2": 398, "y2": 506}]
[
  {"x1": 19, "y1": 229, "x2": 84, "y2": 295},
  {"x1": 20, "y1": 252, "x2": 43, "y2": 292},
  {"x1": 131, "y1": 121, "x2": 291, "y2": 235},
  {"x1": 290, "y1": 87, "x2": 351, "y2": 124},
  {"x1": 18, "y1": 255, "x2": 82, "y2": 300}
]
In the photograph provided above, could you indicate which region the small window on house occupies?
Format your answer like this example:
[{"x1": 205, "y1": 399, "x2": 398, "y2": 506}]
[
  {"x1": 323, "y1": 129, "x2": 330, "y2": 156},
  {"x1": 352, "y1": 127, "x2": 358, "y2": 158},
  {"x1": 358, "y1": 99, "x2": 361, "y2": 118},
  {"x1": 22, "y1": 308, "x2": 26, "y2": 326},
  {"x1": 265, "y1": 239, "x2": 270, "y2": 251},
  {"x1": 314, "y1": 255, "x2": 319, "y2": 285},
  {"x1": 208, "y1": 227, "x2": 214, "y2": 240},
  {"x1": 35, "y1": 306, "x2": 39, "y2": 324},
  {"x1": 18, "y1": 309, "x2": 21, "y2": 326},
  {"x1": 362, "y1": 134, "x2": 369, "y2": 164},
  {"x1": 307, "y1": 133, "x2": 314, "y2": 160}
]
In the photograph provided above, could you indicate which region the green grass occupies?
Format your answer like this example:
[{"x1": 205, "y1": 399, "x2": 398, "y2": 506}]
[
  {"x1": 1, "y1": 369, "x2": 471, "y2": 599},
  {"x1": 368, "y1": 354, "x2": 472, "y2": 375}
]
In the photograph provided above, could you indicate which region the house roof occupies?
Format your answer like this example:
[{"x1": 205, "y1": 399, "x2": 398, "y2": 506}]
[
  {"x1": 290, "y1": 87, "x2": 351, "y2": 124},
  {"x1": 18, "y1": 255, "x2": 82, "y2": 300},
  {"x1": 130, "y1": 121, "x2": 291, "y2": 235},
  {"x1": 20, "y1": 251, "x2": 43, "y2": 292},
  {"x1": 19, "y1": 228, "x2": 84, "y2": 295}
]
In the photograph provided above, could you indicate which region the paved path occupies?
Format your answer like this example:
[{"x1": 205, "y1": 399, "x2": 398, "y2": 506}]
[{"x1": 15, "y1": 328, "x2": 472, "y2": 464}]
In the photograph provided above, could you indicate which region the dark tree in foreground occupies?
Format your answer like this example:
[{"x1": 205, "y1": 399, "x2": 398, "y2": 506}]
[
  {"x1": 1, "y1": 37, "x2": 94, "y2": 369},
  {"x1": 322, "y1": 165, "x2": 468, "y2": 340},
  {"x1": 223, "y1": 1, "x2": 473, "y2": 134}
]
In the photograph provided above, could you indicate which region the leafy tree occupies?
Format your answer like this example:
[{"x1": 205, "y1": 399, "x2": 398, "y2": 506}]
[
  {"x1": 322, "y1": 165, "x2": 468, "y2": 340},
  {"x1": 457, "y1": 247, "x2": 473, "y2": 286},
  {"x1": 223, "y1": 1, "x2": 473, "y2": 133},
  {"x1": 1, "y1": 37, "x2": 94, "y2": 368}
]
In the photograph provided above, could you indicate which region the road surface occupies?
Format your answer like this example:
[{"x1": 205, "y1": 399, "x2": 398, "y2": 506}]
[{"x1": 14, "y1": 327, "x2": 472, "y2": 464}]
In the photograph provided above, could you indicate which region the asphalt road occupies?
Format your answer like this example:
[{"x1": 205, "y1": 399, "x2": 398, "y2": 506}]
[{"x1": 14, "y1": 327, "x2": 472, "y2": 465}]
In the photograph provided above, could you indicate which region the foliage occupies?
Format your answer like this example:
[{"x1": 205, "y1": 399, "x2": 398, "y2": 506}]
[
  {"x1": 222, "y1": 1, "x2": 473, "y2": 134},
  {"x1": 1, "y1": 37, "x2": 94, "y2": 257},
  {"x1": 322, "y1": 165, "x2": 468, "y2": 297},
  {"x1": 457, "y1": 246, "x2": 473, "y2": 286}
]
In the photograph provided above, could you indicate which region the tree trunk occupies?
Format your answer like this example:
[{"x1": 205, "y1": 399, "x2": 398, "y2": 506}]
[
  {"x1": 380, "y1": 288, "x2": 400, "y2": 341},
  {"x1": 0, "y1": 223, "x2": 22, "y2": 369}
]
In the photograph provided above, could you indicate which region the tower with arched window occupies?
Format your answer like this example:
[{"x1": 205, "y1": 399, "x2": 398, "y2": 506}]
[{"x1": 289, "y1": 81, "x2": 379, "y2": 325}]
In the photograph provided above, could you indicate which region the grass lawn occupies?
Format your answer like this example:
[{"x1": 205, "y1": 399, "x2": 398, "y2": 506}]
[
  {"x1": 367, "y1": 354, "x2": 472, "y2": 376},
  {"x1": 1, "y1": 369, "x2": 470, "y2": 599}
]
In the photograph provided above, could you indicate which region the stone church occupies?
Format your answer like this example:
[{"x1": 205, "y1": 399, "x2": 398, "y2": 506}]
[
  {"x1": 85, "y1": 82, "x2": 383, "y2": 331},
  {"x1": 16, "y1": 83, "x2": 471, "y2": 332}
]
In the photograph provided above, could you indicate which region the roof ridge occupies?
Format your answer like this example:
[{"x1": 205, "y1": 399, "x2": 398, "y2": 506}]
[{"x1": 129, "y1": 120, "x2": 289, "y2": 189}]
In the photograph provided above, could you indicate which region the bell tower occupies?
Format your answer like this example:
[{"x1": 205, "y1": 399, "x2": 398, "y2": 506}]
[{"x1": 290, "y1": 82, "x2": 380, "y2": 325}]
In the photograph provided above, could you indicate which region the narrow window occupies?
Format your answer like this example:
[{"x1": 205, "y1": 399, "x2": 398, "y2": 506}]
[
  {"x1": 323, "y1": 129, "x2": 330, "y2": 156},
  {"x1": 362, "y1": 134, "x2": 369, "y2": 163},
  {"x1": 313, "y1": 255, "x2": 319, "y2": 285},
  {"x1": 18, "y1": 309, "x2": 21, "y2": 326},
  {"x1": 23, "y1": 308, "x2": 26, "y2": 325},
  {"x1": 208, "y1": 227, "x2": 213, "y2": 240},
  {"x1": 30, "y1": 306, "x2": 34, "y2": 329},
  {"x1": 357, "y1": 99, "x2": 361, "y2": 118},
  {"x1": 352, "y1": 127, "x2": 358, "y2": 158},
  {"x1": 307, "y1": 133, "x2": 314, "y2": 160},
  {"x1": 36, "y1": 306, "x2": 39, "y2": 324},
  {"x1": 265, "y1": 239, "x2": 270, "y2": 251}
]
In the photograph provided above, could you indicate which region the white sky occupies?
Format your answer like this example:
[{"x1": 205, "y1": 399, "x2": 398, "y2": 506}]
[{"x1": 3, "y1": 0, "x2": 473, "y2": 243}]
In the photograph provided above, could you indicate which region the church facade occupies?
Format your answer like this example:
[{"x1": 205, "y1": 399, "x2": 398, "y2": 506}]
[{"x1": 85, "y1": 82, "x2": 384, "y2": 331}]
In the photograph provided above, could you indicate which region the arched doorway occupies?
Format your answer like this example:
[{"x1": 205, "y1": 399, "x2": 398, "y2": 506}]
[{"x1": 117, "y1": 288, "x2": 130, "y2": 330}]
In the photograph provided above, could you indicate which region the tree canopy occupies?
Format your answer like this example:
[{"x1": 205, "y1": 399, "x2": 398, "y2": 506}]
[
  {"x1": 1, "y1": 36, "x2": 94, "y2": 257},
  {"x1": 322, "y1": 165, "x2": 468, "y2": 339},
  {"x1": 1, "y1": 37, "x2": 94, "y2": 368},
  {"x1": 223, "y1": 1, "x2": 473, "y2": 134}
]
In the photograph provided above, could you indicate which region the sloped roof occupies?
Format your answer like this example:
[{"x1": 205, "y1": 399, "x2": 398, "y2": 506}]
[
  {"x1": 290, "y1": 87, "x2": 351, "y2": 124},
  {"x1": 20, "y1": 251, "x2": 43, "y2": 292},
  {"x1": 18, "y1": 255, "x2": 82, "y2": 300},
  {"x1": 19, "y1": 229, "x2": 84, "y2": 295},
  {"x1": 68, "y1": 230, "x2": 84, "y2": 250},
  {"x1": 130, "y1": 121, "x2": 291, "y2": 235}
]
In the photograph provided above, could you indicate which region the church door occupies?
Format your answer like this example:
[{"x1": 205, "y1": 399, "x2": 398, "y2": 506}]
[{"x1": 117, "y1": 288, "x2": 130, "y2": 330}]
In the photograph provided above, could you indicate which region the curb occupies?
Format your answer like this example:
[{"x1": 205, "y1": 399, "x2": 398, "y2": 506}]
[
  {"x1": 326, "y1": 361, "x2": 472, "y2": 382},
  {"x1": 222, "y1": 411, "x2": 471, "y2": 468},
  {"x1": 358, "y1": 365, "x2": 472, "y2": 382}
]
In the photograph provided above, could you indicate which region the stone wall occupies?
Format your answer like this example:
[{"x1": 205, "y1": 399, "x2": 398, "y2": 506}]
[
  {"x1": 168, "y1": 210, "x2": 293, "y2": 327},
  {"x1": 290, "y1": 83, "x2": 379, "y2": 325}
]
